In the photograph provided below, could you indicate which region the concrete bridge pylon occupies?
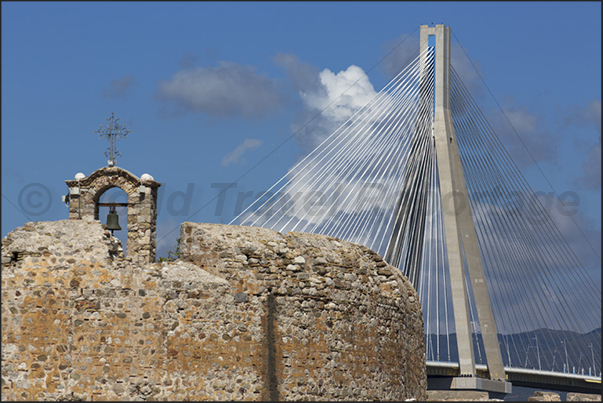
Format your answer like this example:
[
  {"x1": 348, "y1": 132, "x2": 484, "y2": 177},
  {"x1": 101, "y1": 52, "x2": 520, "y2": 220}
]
[{"x1": 419, "y1": 24, "x2": 511, "y2": 394}]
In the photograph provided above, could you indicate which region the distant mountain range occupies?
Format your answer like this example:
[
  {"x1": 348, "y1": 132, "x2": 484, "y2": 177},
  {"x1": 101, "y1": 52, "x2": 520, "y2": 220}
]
[{"x1": 425, "y1": 327, "x2": 601, "y2": 375}]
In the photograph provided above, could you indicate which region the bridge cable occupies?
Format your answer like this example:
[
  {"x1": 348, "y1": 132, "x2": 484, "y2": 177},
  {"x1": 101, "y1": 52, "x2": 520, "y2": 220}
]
[
  {"x1": 233, "y1": 49, "x2": 430, "y2": 231},
  {"x1": 451, "y1": 67, "x2": 600, "y2": 370},
  {"x1": 451, "y1": 71, "x2": 584, "y2": 367},
  {"x1": 451, "y1": 29, "x2": 600, "y2": 262}
]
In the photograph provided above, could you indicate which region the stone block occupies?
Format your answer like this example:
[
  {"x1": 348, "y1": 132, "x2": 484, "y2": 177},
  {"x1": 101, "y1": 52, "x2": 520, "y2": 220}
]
[
  {"x1": 235, "y1": 293, "x2": 248, "y2": 303},
  {"x1": 426, "y1": 390, "x2": 489, "y2": 401},
  {"x1": 533, "y1": 391, "x2": 561, "y2": 401},
  {"x1": 567, "y1": 393, "x2": 602, "y2": 401}
]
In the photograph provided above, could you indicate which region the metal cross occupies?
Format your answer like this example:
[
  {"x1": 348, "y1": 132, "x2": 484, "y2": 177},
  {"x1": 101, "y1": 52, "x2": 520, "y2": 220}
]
[{"x1": 94, "y1": 112, "x2": 131, "y2": 166}]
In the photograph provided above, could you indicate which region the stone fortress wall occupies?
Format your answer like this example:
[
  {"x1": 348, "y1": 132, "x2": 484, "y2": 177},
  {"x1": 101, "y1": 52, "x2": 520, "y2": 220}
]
[{"x1": 1, "y1": 220, "x2": 426, "y2": 401}]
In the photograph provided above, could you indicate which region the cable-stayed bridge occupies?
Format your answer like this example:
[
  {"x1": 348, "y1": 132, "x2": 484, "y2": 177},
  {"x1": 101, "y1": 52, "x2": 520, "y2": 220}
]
[{"x1": 231, "y1": 24, "x2": 601, "y2": 394}]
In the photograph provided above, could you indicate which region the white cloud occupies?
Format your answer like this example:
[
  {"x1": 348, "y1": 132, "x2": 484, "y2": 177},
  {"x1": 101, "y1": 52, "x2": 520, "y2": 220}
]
[
  {"x1": 503, "y1": 107, "x2": 538, "y2": 134},
  {"x1": 380, "y1": 33, "x2": 419, "y2": 80},
  {"x1": 272, "y1": 57, "x2": 386, "y2": 229},
  {"x1": 565, "y1": 99, "x2": 602, "y2": 135},
  {"x1": 102, "y1": 75, "x2": 136, "y2": 98},
  {"x1": 157, "y1": 61, "x2": 283, "y2": 119},
  {"x1": 579, "y1": 137, "x2": 601, "y2": 190},
  {"x1": 565, "y1": 99, "x2": 601, "y2": 190},
  {"x1": 489, "y1": 101, "x2": 558, "y2": 167},
  {"x1": 289, "y1": 63, "x2": 378, "y2": 154},
  {"x1": 584, "y1": 99, "x2": 601, "y2": 133},
  {"x1": 222, "y1": 138, "x2": 262, "y2": 166},
  {"x1": 239, "y1": 59, "x2": 384, "y2": 227},
  {"x1": 239, "y1": 53, "x2": 427, "y2": 247},
  {"x1": 450, "y1": 42, "x2": 485, "y2": 98},
  {"x1": 273, "y1": 52, "x2": 323, "y2": 94},
  {"x1": 313, "y1": 66, "x2": 378, "y2": 120}
]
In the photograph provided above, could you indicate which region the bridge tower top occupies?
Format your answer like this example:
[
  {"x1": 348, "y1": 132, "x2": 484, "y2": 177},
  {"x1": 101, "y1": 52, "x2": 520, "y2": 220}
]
[{"x1": 420, "y1": 24, "x2": 451, "y2": 111}]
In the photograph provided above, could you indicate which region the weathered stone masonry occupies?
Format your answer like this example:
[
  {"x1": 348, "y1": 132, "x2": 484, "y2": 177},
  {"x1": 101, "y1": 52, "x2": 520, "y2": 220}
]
[{"x1": 1, "y1": 220, "x2": 427, "y2": 401}]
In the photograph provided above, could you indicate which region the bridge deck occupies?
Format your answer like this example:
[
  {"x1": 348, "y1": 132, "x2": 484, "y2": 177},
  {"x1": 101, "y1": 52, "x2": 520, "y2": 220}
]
[{"x1": 426, "y1": 361, "x2": 602, "y2": 393}]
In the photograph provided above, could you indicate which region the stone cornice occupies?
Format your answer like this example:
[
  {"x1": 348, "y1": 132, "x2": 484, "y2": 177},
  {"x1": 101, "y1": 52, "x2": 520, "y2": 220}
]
[{"x1": 65, "y1": 166, "x2": 161, "y2": 188}]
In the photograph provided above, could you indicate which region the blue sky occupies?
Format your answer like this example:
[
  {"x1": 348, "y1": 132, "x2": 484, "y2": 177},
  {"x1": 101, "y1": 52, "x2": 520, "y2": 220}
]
[{"x1": 2, "y1": 1, "x2": 600, "y2": 283}]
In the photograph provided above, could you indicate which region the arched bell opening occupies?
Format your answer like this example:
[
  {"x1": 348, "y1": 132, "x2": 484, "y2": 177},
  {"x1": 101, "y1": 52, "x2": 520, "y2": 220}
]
[
  {"x1": 94, "y1": 186, "x2": 131, "y2": 256},
  {"x1": 66, "y1": 166, "x2": 161, "y2": 263}
]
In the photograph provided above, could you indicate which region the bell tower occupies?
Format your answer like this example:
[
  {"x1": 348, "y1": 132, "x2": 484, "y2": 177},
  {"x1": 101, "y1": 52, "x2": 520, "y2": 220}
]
[
  {"x1": 64, "y1": 113, "x2": 161, "y2": 263},
  {"x1": 65, "y1": 167, "x2": 160, "y2": 263}
]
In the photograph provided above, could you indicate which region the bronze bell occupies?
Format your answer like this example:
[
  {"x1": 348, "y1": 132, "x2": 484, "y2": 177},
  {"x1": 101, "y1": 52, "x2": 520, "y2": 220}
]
[{"x1": 105, "y1": 206, "x2": 122, "y2": 233}]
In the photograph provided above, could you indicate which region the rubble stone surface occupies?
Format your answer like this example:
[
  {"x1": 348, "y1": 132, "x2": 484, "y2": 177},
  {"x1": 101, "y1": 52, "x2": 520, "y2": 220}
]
[
  {"x1": 566, "y1": 392, "x2": 601, "y2": 401},
  {"x1": 426, "y1": 390, "x2": 491, "y2": 401},
  {"x1": 529, "y1": 391, "x2": 562, "y2": 401},
  {"x1": 1, "y1": 220, "x2": 427, "y2": 401}
]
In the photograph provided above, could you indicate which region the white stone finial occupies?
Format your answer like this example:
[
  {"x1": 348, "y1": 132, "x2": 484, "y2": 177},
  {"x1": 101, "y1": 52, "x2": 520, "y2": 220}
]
[
  {"x1": 74, "y1": 172, "x2": 85, "y2": 181},
  {"x1": 141, "y1": 173, "x2": 154, "y2": 182}
]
